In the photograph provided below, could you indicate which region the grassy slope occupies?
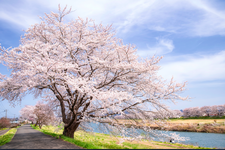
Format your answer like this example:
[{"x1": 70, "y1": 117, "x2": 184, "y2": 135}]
[
  {"x1": 0, "y1": 128, "x2": 17, "y2": 146},
  {"x1": 31, "y1": 124, "x2": 212, "y2": 149}
]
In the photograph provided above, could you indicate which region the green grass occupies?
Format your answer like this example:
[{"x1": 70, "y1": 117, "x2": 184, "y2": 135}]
[
  {"x1": 31, "y1": 124, "x2": 213, "y2": 149},
  {"x1": 31, "y1": 125, "x2": 127, "y2": 149},
  {"x1": 0, "y1": 128, "x2": 17, "y2": 146},
  {"x1": 122, "y1": 142, "x2": 152, "y2": 149}
]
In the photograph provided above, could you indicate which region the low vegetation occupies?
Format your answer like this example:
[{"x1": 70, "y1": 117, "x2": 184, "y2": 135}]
[
  {"x1": 31, "y1": 124, "x2": 212, "y2": 149},
  {"x1": 0, "y1": 117, "x2": 11, "y2": 129},
  {"x1": 0, "y1": 128, "x2": 17, "y2": 146}
]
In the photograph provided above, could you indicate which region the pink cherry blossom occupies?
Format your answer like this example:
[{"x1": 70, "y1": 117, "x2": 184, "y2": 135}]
[{"x1": 1, "y1": 5, "x2": 188, "y2": 141}]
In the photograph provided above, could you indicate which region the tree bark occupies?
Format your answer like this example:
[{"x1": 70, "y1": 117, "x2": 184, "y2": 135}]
[{"x1": 63, "y1": 122, "x2": 80, "y2": 138}]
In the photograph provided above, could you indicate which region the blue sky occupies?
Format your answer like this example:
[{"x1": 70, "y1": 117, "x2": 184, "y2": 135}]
[{"x1": 0, "y1": 0, "x2": 225, "y2": 118}]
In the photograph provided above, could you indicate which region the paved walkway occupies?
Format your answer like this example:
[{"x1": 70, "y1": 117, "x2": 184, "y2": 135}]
[
  {"x1": 0, "y1": 129, "x2": 10, "y2": 136},
  {"x1": 0, "y1": 124, "x2": 83, "y2": 149}
]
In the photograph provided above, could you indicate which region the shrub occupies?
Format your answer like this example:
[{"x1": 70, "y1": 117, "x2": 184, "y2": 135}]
[{"x1": 0, "y1": 117, "x2": 10, "y2": 129}]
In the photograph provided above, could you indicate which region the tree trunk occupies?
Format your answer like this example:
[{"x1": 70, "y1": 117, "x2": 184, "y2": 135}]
[{"x1": 63, "y1": 123, "x2": 80, "y2": 138}]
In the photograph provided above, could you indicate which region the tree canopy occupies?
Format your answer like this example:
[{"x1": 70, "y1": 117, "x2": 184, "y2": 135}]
[{"x1": 0, "y1": 5, "x2": 188, "y2": 141}]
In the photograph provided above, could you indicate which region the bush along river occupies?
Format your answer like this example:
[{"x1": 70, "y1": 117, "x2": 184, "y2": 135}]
[{"x1": 85, "y1": 122, "x2": 225, "y2": 149}]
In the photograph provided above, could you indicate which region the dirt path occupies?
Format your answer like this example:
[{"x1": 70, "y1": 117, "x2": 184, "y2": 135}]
[
  {"x1": 0, "y1": 129, "x2": 10, "y2": 136},
  {"x1": 0, "y1": 124, "x2": 83, "y2": 149}
]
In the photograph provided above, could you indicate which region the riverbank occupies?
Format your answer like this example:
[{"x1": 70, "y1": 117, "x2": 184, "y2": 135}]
[
  {"x1": 31, "y1": 125, "x2": 211, "y2": 149},
  {"x1": 114, "y1": 119, "x2": 225, "y2": 134}
]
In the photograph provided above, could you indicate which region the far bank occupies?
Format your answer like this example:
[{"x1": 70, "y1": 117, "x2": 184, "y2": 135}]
[{"x1": 112, "y1": 118, "x2": 225, "y2": 134}]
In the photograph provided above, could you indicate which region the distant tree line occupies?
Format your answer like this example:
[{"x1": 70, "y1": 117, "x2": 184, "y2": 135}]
[
  {"x1": 115, "y1": 104, "x2": 225, "y2": 119},
  {"x1": 182, "y1": 104, "x2": 225, "y2": 118}
]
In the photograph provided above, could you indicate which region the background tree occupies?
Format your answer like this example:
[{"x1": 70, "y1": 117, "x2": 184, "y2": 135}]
[
  {"x1": 211, "y1": 105, "x2": 220, "y2": 116},
  {"x1": 172, "y1": 110, "x2": 183, "y2": 118},
  {"x1": 20, "y1": 105, "x2": 36, "y2": 123},
  {"x1": 20, "y1": 101, "x2": 55, "y2": 128},
  {"x1": 0, "y1": 5, "x2": 188, "y2": 141},
  {"x1": 217, "y1": 105, "x2": 225, "y2": 117},
  {"x1": 33, "y1": 101, "x2": 55, "y2": 129},
  {"x1": 189, "y1": 107, "x2": 201, "y2": 117},
  {"x1": 200, "y1": 106, "x2": 211, "y2": 117},
  {"x1": 183, "y1": 108, "x2": 191, "y2": 118},
  {"x1": 0, "y1": 117, "x2": 11, "y2": 128},
  {"x1": 222, "y1": 104, "x2": 225, "y2": 116}
]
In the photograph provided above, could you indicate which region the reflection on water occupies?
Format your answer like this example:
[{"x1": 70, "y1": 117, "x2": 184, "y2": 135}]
[{"x1": 84, "y1": 122, "x2": 225, "y2": 149}]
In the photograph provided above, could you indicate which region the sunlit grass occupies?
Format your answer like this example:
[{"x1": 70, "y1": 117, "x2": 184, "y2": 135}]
[
  {"x1": 0, "y1": 128, "x2": 17, "y2": 146},
  {"x1": 31, "y1": 124, "x2": 212, "y2": 149}
]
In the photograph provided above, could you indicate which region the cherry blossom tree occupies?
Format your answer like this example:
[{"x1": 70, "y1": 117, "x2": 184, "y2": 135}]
[
  {"x1": 20, "y1": 101, "x2": 55, "y2": 128},
  {"x1": 183, "y1": 108, "x2": 191, "y2": 118},
  {"x1": 20, "y1": 105, "x2": 36, "y2": 123},
  {"x1": 0, "y1": 5, "x2": 188, "y2": 140},
  {"x1": 211, "y1": 105, "x2": 220, "y2": 116},
  {"x1": 200, "y1": 106, "x2": 211, "y2": 117},
  {"x1": 171, "y1": 110, "x2": 183, "y2": 118},
  {"x1": 210, "y1": 105, "x2": 225, "y2": 117},
  {"x1": 33, "y1": 101, "x2": 55, "y2": 129},
  {"x1": 189, "y1": 107, "x2": 201, "y2": 117},
  {"x1": 28, "y1": 114, "x2": 36, "y2": 124},
  {"x1": 217, "y1": 105, "x2": 225, "y2": 117},
  {"x1": 221, "y1": 104, "x2": 225, "y2": 116}
]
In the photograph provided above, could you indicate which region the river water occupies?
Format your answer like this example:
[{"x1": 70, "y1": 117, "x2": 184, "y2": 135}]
[{"x1": 85, "y1": 122, "x2": 225, "y2": 149}]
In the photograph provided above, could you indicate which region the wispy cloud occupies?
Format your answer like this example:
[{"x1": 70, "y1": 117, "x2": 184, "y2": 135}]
[
  {"x1": 1, "y1": 0, "x2": 225, "y2": 37},
  {"x1": 158, "y1": 50, "x2": 225, "y2": 83},
  {"x1": 188, "y1": 0, "x2": 225, "y2": 36},
  {"x1": 137, "y1": 38, "x2": 175, "y2": 57},
  {"x1": 0, "y1": 1, "x2": 42, "y2": 29}
]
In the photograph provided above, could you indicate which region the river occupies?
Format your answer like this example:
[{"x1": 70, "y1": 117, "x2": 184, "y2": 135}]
[{"x1": 84, "y1": 122, "x2": 225, "y2": 149}]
